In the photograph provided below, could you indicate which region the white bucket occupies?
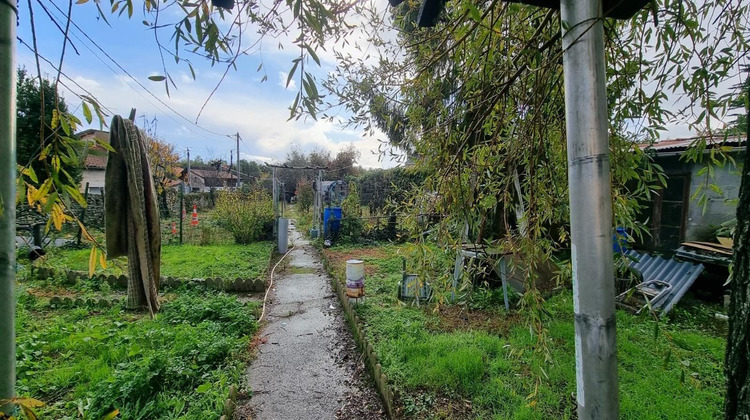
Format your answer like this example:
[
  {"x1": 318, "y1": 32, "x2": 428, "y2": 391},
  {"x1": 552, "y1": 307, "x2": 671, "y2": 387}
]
[{"x1": 345, "y1": 259, "x2": 365, "y2": 298}]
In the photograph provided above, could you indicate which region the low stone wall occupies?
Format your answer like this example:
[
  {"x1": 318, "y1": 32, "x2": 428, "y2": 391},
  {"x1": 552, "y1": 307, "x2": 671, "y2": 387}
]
[{"x1": 32, "y1": 266, "x2": 266, "y2": 293}]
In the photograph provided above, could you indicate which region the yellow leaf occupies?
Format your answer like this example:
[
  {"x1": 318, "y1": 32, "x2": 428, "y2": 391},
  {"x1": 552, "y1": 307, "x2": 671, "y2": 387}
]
[
  {"x1": 20, "y1": 405, "x2": 38, "y2": 420},
  {"x1": 77, "y1": 221, "x2": 94, "y2": 242},
  {"x1": 26, "y1": 184, "x2": 36, "y2": 206},
  {"x1": 12, "y1": 397, "x2": 45, "y2": 407},
  {"x1": 99, "y1": 408, "x2": 120, "y2": 420},
  {"x1": 39, "y1": 144, "x2": 52, "y2": 160},
  {"x1": 99, "y1": 251, "x2": 108, "y2": 269},
  {"x1": 89, "y1": 247, "x2": 97, "y2": 278}
]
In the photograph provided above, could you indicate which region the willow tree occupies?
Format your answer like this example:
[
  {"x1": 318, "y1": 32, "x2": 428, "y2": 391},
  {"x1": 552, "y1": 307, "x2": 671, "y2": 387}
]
[{"x1": 16, "y1": 0, "x2": 750, "y2": 412}]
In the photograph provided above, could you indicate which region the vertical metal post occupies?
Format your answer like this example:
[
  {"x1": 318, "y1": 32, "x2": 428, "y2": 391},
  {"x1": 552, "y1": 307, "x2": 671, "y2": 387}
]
[
  {"x1": 0, "y1": 0, "x2": 17, "y2": 406},
  {"x1": 317, "y1": 169, "x2": 323, "y2": 234},
  {"x1": 561, "y1": 1, "x2": 618, "y2": 418},
  {"x1": 186, "y1": 148, "x2": 191, "y2": 192},
  {"x1": 236, "y1": 132, "x2": 241, "y2": 188},
  {"x1": 76, "y1": 182, "x2": 90, "y2": 246},
  {"x1": 272, "y1": 167, "x2": 278, "y2": 240},
  {"x1": 179, "y1": 183, "x2": 184, "y2": 244}
]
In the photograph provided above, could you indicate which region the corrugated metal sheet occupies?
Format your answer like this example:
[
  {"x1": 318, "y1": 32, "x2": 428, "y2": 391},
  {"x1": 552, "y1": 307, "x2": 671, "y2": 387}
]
[
  {"x1": 623, "y1": 250, "x2": 705, "y2": 315},
  {"x1": 638, "y1": 135, "x2": 744, "y2": 153}
]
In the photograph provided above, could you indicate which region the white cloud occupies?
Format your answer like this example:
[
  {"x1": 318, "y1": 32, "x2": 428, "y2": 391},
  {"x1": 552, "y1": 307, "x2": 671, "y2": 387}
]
[
  {"x1": 278, "y1": 71, "x2": 296, "y2": 90},
  {"x1": 60, "y1": 65, "x2": 400, "y2": 169}
]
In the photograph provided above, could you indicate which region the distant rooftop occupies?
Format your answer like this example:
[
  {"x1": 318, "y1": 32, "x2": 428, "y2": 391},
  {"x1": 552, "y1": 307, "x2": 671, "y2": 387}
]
[{"x1": 640, "y1": 135, "x2": 745, "y2": 154}]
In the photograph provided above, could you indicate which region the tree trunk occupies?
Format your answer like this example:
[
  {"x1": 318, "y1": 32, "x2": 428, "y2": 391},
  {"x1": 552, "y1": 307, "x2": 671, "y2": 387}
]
[{"x1": 725, "y1": 78, "x2": 750, "y2": 419}]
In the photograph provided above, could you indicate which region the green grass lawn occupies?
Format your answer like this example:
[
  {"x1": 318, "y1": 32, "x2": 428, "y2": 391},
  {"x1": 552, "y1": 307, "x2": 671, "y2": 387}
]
[
  {"x1": 14, "y1": 274, "x2": 262, "y2": 419},
  {"x1": 323, "y1": 243, "x2": 727, "y2": 419},
  {"x1": 36, "y1": 242, "x2": 272, "y2": 280}
]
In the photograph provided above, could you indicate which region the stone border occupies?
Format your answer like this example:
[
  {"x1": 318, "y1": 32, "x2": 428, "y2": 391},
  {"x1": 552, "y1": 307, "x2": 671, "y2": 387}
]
[
  {"x1": 321, "y1": 255, "x2": 397, "y2": 419},
  {"x1": 219, "y1": 384, "x2": 238, "y2": 420},
  {"x1": 32, "y1": 266, "x2": 266, "y2": 292},
  {"x1": 47, "y1": 295, "x2": 123, "y2": 308}
]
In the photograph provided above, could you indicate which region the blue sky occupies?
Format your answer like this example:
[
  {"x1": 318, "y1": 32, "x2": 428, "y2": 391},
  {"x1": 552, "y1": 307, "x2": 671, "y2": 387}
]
[{"x1": 15, "y1": 0, "x2": 401, "y2": 168}]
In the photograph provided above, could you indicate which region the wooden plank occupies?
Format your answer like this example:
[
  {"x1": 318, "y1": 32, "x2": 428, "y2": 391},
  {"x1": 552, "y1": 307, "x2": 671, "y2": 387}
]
[{"x1": 682, "y1": 241, "x2": 733, "y2": 255}]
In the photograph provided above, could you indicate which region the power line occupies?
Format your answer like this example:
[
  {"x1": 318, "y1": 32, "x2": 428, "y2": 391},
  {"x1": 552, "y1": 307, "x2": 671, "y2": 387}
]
[
  {"x1": 16, "y1": 41, "x2": 116, "y2": 115},
  {"x1": 41, "y1": 0, "x2": 237, "y2": 141}
]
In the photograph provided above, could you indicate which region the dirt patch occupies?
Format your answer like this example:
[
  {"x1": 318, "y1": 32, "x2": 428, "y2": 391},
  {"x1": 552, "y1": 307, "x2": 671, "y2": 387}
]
[
  {"x1": 428, "y1": 305, "x2": 521, "y2": 336},
  {"x1": 323, "y1": 248, "x2": 388, "y2": 278}
]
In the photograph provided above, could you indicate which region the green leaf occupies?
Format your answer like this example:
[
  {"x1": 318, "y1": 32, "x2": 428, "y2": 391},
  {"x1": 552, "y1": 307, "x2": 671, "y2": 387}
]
[
  {"x1": 286, "y1": 59, "x2": 300, "y2": 88},
  {"x1": 148, "y1": 75, "x2": 167, "y2": 82},
  {"x1": 305, "y1": 45, "x2": 320, "y2": 66},
  {"x1": 82, "y1": 101, "x2": 93, "y2": 124},
  {"x1": 64, "y1": 184, "x2": 88, "y2": 207},
  {"x1": 467, "y1": 2, "x2": 481, "y2": 22},
  {"x1": 196, "y1": 383, "x2": 212, "y2": 393},
  {"x1": 59, "y1": 114, "x2": 71, "y2": 136},
  {"x1": 25, "y1": 166, "x2": 38, "y2": 183}
]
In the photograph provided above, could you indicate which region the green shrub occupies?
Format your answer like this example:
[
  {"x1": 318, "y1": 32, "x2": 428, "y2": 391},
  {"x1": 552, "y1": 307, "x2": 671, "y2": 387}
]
[
  {"x1": 214, "y1": 191, "x2": 273, "y2": 244},
  {"x1": 341, "y1": 182, "x2": 364, "y2": 241},
  {"x1": 296, "y1": 178, "x2": 314, "y2": 212}
]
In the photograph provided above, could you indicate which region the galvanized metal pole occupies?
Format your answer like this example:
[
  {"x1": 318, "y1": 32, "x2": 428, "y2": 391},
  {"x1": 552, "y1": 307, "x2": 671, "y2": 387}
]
[
  {"x1": 179, "y1": 183, "x2": 184, "y2": 244},
  {"x1": 0, "y1": 0, "x2": 17, "y2": 406},
  {"x1": 317, "y1": 169, "x2": 323, "y2": 234},
  {"x1": 236, "y1": 133, "x2": 241, "y2": 188},
  {"x1": 272, "y1": 167, "x2": 278, "y2": 240},
  {"x1": 560, "y1": 0, "x2": 618, "y2": 418},
  {"x1": 186, "y1": 148, "x2": 191, "y2": 192}
]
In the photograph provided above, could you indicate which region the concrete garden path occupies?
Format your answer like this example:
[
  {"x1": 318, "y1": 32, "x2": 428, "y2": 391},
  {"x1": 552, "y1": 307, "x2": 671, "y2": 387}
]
[{"x1": 238, "y1": 220, "x2": 384, "y2": 420}]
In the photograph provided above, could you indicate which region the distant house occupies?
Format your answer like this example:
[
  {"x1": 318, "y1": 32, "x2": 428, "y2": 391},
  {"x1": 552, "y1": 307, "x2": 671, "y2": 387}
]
[
  {"x1": 639, "y1": 135, "x2": 745, "y2": 251},
  {"x1": 181, "y1": 167, "x2": 238, "y2": 192},
  {"x1": 77, "y1": 129, "x2": 110, "y2": 194}
]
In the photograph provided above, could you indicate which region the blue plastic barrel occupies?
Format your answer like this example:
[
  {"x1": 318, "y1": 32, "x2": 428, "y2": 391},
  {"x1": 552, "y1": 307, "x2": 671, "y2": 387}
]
[
  {"x1": 613, "y1": 227, "x2": 628, "y2": 253},
  {"x1": 323, "y1": 207, "x2": 342, "y2": 236}
]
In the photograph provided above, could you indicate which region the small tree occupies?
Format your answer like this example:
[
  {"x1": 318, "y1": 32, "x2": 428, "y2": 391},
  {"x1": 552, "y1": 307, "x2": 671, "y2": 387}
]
[
  {"x1": 16, "y1": 68, "x2": 81, "y2": 187},
  {"x1": 144, "y1": 135, "x2": 180, "y2": 217},
  {"x1": 296, "y1": 178, "x2": 314, "y2": 212},
  {"x1": 340, "y1": 182, "x2": 363, "y2": 241}
]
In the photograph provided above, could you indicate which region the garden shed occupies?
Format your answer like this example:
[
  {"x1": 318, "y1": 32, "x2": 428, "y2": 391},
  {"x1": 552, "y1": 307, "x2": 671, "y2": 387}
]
[{"x1": 640, "y1": 135, "x2": 745, "y2": 252}]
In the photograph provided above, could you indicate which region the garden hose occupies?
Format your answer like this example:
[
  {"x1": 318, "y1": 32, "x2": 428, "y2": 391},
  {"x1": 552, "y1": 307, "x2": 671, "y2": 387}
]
[{"x1": 259, "y1": 245, "x2": 296, "y2": 322}]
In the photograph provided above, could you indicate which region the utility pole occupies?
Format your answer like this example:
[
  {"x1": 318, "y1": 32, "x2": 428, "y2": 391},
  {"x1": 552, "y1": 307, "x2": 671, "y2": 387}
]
[
  {"x1": 561, "y1": 1, "x2": 618, "y2": 417},
  {"x1": 186, "y1": 148, "x2": 191, "y2": 192},
  {"x1": 236, "y1": 132, "x2": 241, "y2": 188},
  {"x1": 0, "y1": 0, "x2": 16, "y2": 407},
  {"x1": 230, "y1": 150, "x2": 233, "y2": 190}
]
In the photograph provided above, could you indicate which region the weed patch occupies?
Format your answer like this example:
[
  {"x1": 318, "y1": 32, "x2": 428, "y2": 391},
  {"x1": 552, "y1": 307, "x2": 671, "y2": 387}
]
[
  {"x1": 15, "y1": 286, "x2": 260, "y2": 419},
  {"x1": 323, "y1": 243, "x2": 727, "y2": 419}
]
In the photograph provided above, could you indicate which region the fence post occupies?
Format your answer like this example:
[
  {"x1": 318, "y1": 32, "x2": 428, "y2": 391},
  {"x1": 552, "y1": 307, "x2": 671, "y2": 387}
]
[
  {"x1": 76, "y1": 182, "x2": 90, "y2": 246},
  {"x1": 179, "y1": 183, "x2": 184, "y2": 244}
]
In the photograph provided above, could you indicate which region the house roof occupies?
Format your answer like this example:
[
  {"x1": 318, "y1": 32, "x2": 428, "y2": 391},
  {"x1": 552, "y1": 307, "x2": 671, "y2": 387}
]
[
  {"x1": 84, "y1": 152, "x2": 107, "y2": 169},
  {"x1": 189, "y1": 168, "x2": 236, "y2": 180},
  {"x1": 77, "y1": 129, "x2": 110, "y2": 144},
  {"x1": 639, "y1": 135, "x2": 745, "y2": 154}
]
